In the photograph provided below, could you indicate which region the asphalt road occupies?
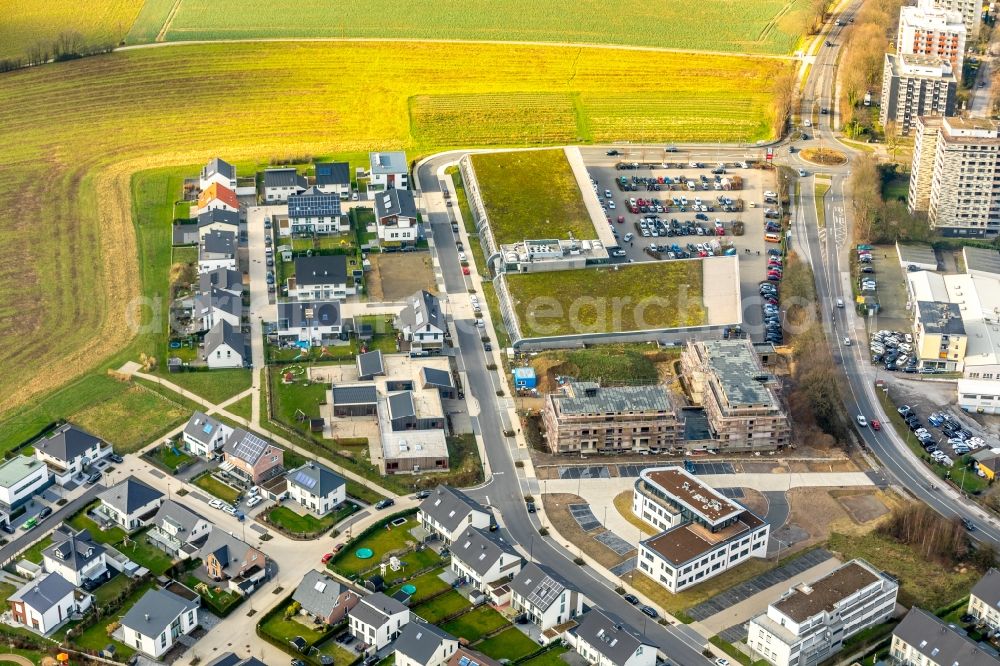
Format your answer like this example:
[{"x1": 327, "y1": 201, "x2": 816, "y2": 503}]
[{"x1": 0, "y1": 483, "x2": 105, "y2": 567}]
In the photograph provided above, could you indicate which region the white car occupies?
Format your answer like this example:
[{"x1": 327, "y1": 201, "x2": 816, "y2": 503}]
[
  {"x1": 856, "y1": 415, "x2": 868, "y2": 427},
  {"x1": 843, "y1": 337, "x2": 851, "y2": 346},
  {"x1": 476, "y1": 319, "x2": 486, "y2": 328},
  {"x1": 804, "y1": 119, "x2": 812, "y2": 127},
  {"x1": 623, "y1": 233, "x2": 634, "y2": 242},
  {"x1": 223, "y1": 504, "x2": 237, "y2": 516},
  {"x1": 608, "y1": 200, "x2": 616, "y2": 209},
  {"x1": 247, "y1": 496, "x2": 264, "y2": 508},
  {"x1": 208, "y1": 499, "x2": 224, "y2": 509},
  {"x1": 458, "y1": 252, "x2": 467, "y2": 262}
]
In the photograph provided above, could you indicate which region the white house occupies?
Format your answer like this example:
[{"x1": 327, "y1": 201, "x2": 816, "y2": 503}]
[
  {"x1": 396, "y1": 290, "x2": 445, "y2": 355},
  {"x1": 147, "y1": 500, "x2": 214, "y2": 559},
  {"x1": 205, "y1": 320, "x2": 245, "y2": 369},
  {"x1": 374, "y1": 189, "x2": 419, "y2": 248},
  {"x1": 200, "y1": 158, "x2": 237, "y2": 191},
  {"x1": 198, "y1": 229, "x2": 238, "y2": 274},
  {"x1": 34, "y1": 423, "x2": 111, "y2": 487},
  {"x1": 96, "y1": 478, "x2": 164, "y2": 532},
  {"x1": 8, "y1": 572, "x2": 92, "y2": 636},
  {"x1": 0, "y1": 457, "x2": 50, "y2": 509},
  {"x1": 394, "y1": 621, "x2": 458, "y2": 666},
  {"x1": 348, "y1": 592, "x2": 410, "y2": 650},
  {"x1": 368, "y1": 151, "x2": 409, "y2": 195},
  {"x1": 199, "y1": 267, "x2": 243, "y2": 298},
  {"x1": 314, "y1": 162, "x2": 351, "y2": 199},
  {"x1": 285, "y1": 187, "x2": 348, "y2": 237},
  {"x1": 969, "y1": 568, "x2": 1000, "y2": 632},
  {"x1": 288, "y1": 255, "x2": 356, "y2": 301},
  {"x1": 418, "y1": 485, "x2": 492, "y2": 544},
  {"x1": 510, "y1": 563, "x2": 586, "y2": 631},
  {"x1": 196, "y1": 182, "x2": 240, "y2": 216},
  {"x1": 42, "y1": 527, "x2": 108, "y2": 587},
  {"x1": 197, "y1": 209, "x2": 240, "y2": 240},
  {"x1": 450, "y1": 526, "x2": 522, "y2": 594},
  {"x1": 194, "y1": 287, "x2": 242, "y2": 332},
  {"x1": 570, "y1": 610, "x2": 657, "y2": 666},
  {"x1": 120, "y1": 587, "x2": 200, "y2": 660},
  {"x1": 747, "y1": 560, "x2": 899, "y2": 666},
  {"x1": 286, "y1": 462, "x2": 346, "y2": 517},
  {"x1": 182, "y1": 412, "x2": 234, "y2": 458},
  {"x1": 275, "y1": 301, "x2": 342, "y2": 345},
  {"x1": 263, "y1": 168, "x2": 307, "y2": 203}
]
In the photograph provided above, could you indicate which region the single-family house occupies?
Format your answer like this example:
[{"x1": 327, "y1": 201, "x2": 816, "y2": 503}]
[
  {"x1": 194, "y1": 287, "x2": 242, "y2": 331},
  {"x1": 288, "y1": 255, "x2": 356, "y2": 301},
  {"x1": 374, "y1": 189, "x2": 419, "y2": 248},
  {"x1": 292, "y1": 570, "x2": 360, "y2": 625},
  {"x1": 200, "y1": 158, "x2": 237, "y2": 191},
  {"x1": 570, "y1": 610, "x2": 657, "y2": 666},
  {"x1": 199, "y1": 267, "x2": 244, "y2": 297},
  {"x1": 198, "y1": 529, "x2": 268, "y2": 595},
  {"x1": 205, "y1": 320, "x2": 245, "y2": 369},
  {"x1": 314, "y1": 162, "x2": 351, "y2": 198},
  {"x1": 182, "y1": 412, "x2": 235, "y2": 458},
  {"x1": 96, "y1": 478, "x2": 164, "y2": 532},
  {"x1": 34, "y1": 423, "x2": 111, "y2": 487},
  {"x1": 8, "y1": 572, "x2": 92, "y2": 636},
  {"x1": 286, "y1": 462, "x2": 346, "y2": 517},
  {"x1": 285, "y1": 186, "x2": 347, "y2": 237},
  {"x1": 199, "y1": 229, "x2": 238, "y2": 273},
  {"x1": 275, "y1": 301, "x2": 342, "y2": 345},
  {"x1": 447, "y1": 648, "x2": 501, "y2": 666},
  {"x1": 147, "y1": 499, "x2": 213, "y2": 559},
  {"x1": 974, "y1": 449, "x2": 1000, "y2": 480},
  {"x1": 418, "y1": 485, "x2": 492, "y2": 544},
  {"x1": 511, "y1": 563, "x2": 586, "y2": 631},
  {"x1": 368, "y1": 151, "x2": 409, "y2": 194},
  {"x1": 969, "y1": 568, "x2": 1000, "y2": 631},
  {"x1": 42, "y1": 527, "x2": 108, "y2": 587},
  {"x1": 394, "y1": 621, "x2": 458, "y2": 666},
  {"x1": 0, "y1": 457, "x2": 50, "y2": 509},
  {"x1": 120, "y1": 587, "x2": 199, "y2": 660},
  {"x1": 196, "y1": 182, "x2": 240, "y2": 216},
  {"x1": 197, "y1": 209, "x2": 240, "y2": 240},
  {"x1": 206, "y1": 655, "x2": 268, "y2": 666},
  {"x1": 263, "y1": 168, "x2": 307, "y2": 202},
  {"x1": 396, "y1": 291, "x2": 445, "y2": 355},
  {"x1": 222, "y1": 429, "x2": 284, "y2": 484},
  {"x1": 348, "y1": 592, "x2": 410, "y2": 650},
  {"x1": 450, "y1": 526, "x2": 523, "y2": 594}
]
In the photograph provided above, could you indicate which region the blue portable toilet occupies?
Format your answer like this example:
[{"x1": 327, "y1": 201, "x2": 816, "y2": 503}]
[{"x1": 513, "y1": 367, "x2": 537, "y2": 390}]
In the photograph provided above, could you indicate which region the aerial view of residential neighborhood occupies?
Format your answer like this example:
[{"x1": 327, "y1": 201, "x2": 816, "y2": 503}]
[{"x1": 9, "y1": 1, "x2": 1000, "y2": 666}]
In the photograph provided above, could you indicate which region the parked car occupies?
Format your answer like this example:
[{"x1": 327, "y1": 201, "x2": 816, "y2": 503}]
[
  {"x1": 624, "y1": 594, "x2": 640, "y2": 605},
  {"x1": 321, "y1": 553, "x2": 334, "y2": 564},
  {"x1": 109, "y1": 453, "x2": 124, "y2": 464},
  {"x1": 415, "y1": 490, "x2": 431, "y2": 500},
  {"x1": 38, "y1": 507, "x2": 53, "y2": 520},
  {"x1": 375, "y1": 499, "x2": 395, "y2": 510},
  {"x1": 640, "y1": 605, "x2": 659, "y2": 619}
]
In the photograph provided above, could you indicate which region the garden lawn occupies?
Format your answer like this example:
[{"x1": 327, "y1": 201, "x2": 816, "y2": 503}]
[
  {"x1": 442, "y1": 605, "x2": 510, "y2": 642},
  {"x1": 226, "y1": 394, "x2": 253, "y2": 421},
  {"x1": 507, "y1": 260, "x2": 706, "y2": 337},
  {"x1": 260, "y1": 601, "x2": 331, "y2": 644},
  {"x1": 330, "y1": 516, "x2": 423, "y2": 577},
  {"x1": 94, "y1": 573, "x2": 133, "y2": 606},
  {"x1": 67, "y1": 382, "x2": 191, "y2": 452},
  {"x1": 0, "y1": 582, "x2": 16, "y2": 606},
  {"x1": 387, "y1": 567, "x2": 450, "y2": 604},
  {"x1": 162, "y1": 369, "x2": 252, "y2": 404},
  {"x1": 471, "y1": 150, "x2": 593, "y2": 245},
  {"x1": 271, "y1": 375, "x2": 330, "y2": 425},
  {"x1": 413, "y1": 590, "x2": 472, "y2": 623},
  {"x1": 18, "y1": 536, "x2": 53, "y2": 564},
  {"x1": 315, "y1": 635, "x2": 360, "y2": 664},
  {"x1": 193, "y1": 471, "x2": 242, "y2": 504},
  {"x1": 267, "y1": 504, "x2": 351, "y2": 535},
  {"x1": 476, "y1": 627, "x2": 540, "y2": 660},
  {"x1": 67, "y1": 505, "x2": 127, "y2": 544},
  {"x1": 115, "y1": 530, "x2": 175, "y2": 575},
  {"x1": 519, "y1": 646, "x2": 570, "y2": 666},
  {"x1": 71, "y1": 580, "x2": 156, "y2": 658},
  {"x1": 147, "y1": 442, "x2": 196, "y2": 471}
]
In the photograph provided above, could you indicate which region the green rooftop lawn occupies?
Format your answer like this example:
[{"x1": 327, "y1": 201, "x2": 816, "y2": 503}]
[
  {"x1": 506, "y1": 260, "x2": 706, "y2": 337},
  {"x1": 471, "y1": 149, "x2": 595, "y2": 245}
]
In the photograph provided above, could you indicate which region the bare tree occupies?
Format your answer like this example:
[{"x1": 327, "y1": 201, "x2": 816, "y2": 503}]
[
  {"x1": 52, "y1": 31, "x2": 85, "y2": 59},
  {"x1": 770, "y1": 72, "x2": 799, "y2": 137},
  {"x1": 849, "y1": 154, "x2": 881, "y2": 242},
  {"x1": 25, "y1": 41, "x2": 49, "y2": 67}
]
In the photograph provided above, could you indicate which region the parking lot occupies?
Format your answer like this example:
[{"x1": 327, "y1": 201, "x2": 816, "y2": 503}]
[{"x1": 585, "y1": 158, "x2": 779, "y2": 336}]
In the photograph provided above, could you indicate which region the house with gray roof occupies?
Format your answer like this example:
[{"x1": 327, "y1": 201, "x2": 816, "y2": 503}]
[
  {"x1": 205, "y1": 320, "x2": 245, "y2": 369},
  {"x1": 199, "y1": 267, "x2": 244, "y2": 297},
  {"x1": 332, "y1": 383, "x2": 379, "y2": 417},
  {"x1": 357, "y1": 349, "x2": 386, "y2": 380},
  {"x1": 263, "y1": 167, "x2": 307, "y2": 202},
  {"x1": 891, "y1": 607, "x2": 1000, "y2": 666},
  {"x1": 197, "y1": 209, "x2": 240, "y2": 241},
  {"x1": 374, "y1": 189, "x2": 420, "y2": 247},
  {"x1": 42, "y1": 526, "x2": 107, "y2": 587},
  {"x1": 198, "y1": 528, "x2": 267, "y2": 595},
  {"x1": 394, "y1": 620, "x2": 458, "y2": 666},
  {"x1": 201, "y1": 157, "x2": 237, "y2": 191},
  {"x1": 286, "y1": 461, "x2": 346, "y2": 516},
  {"x1": 368, "y1": 151, "x2": 409, "y2": 194},
  {"x1": 8, "y1": 572, "x2": 91, "y2": 635},
  {"x1": 314, "y1": 162, "x2": 351, "y2": 198},
  {"x1": 96, "y1": 478, "x2": 164, "y2": 532},
  {"x1": 285, "y1": 186, "x2": 347, "y2": 237},
  {"x1": 421, "y1": 367, "x2": 455, "y2": 398},
  {"x1": 147, "y1": 499, "x2": 213, "y2": 559},
  {"x1": 418, "y1": 485, "x2": 492, "y2": 544},
  {"x1": 34, "y1": 423, "x2": 111, "y2": 486},
  {"x1": 292, "y1": 569, "x2": 360, "y2": 625},
  {"x1": 275, "y1": 301, "x2": 342, "y2": 344},
  {"x1": 199, "y1": 228, "x2": 238, "y2": 273},
  {"x1": 570, "y1": 609, "x2": 656, "y2": 666},
  {"x1": 182, "y1": 412, "x2": 234, "y2": 458},
  {"x1": 396, "y1": 291, "x2": 444, "y2": 355},
  {"x1": 511, "y1": 562, "x2": 585, "y2": 631},
  {"x1": 970, "y1": 568, "x2": 1000, "y2": 632},
  {"x1": 348, "y1": 592, "x2": 410, "y2": 649},
  {"x1": 450, "y1": 525, "x2": 522, "y2": 595},
  {"x1": 194, "y1": 287, "x2": 242, "y2": 332},
  {"x1": 289, "y1": 255, "x2": 356, "y2": 301},
  {"x1": 206, "y1": 654, "x2": 268, "y2": 666},
  {"x1": 121, "y1": 587, "x2": 200, "y2": 659}
]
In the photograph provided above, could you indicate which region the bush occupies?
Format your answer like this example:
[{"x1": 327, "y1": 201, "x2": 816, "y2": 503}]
[
  {"x1": 496, "y1": 390, "x2": 504, "y2": 397},
  {"x1": 615, "y1": 586, "x2": 625, "y2": 595},
  {"x1": 573, "y1": 557, "x2": 585, "y2": 565},
  {"x1": 538, "y1": 527, "x2": 549, "y2": 536}
]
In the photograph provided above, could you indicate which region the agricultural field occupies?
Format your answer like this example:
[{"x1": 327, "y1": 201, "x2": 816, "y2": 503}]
[
  {"x1": 505, "y1": 260, "x2": 707, "y2": 338},
  {"x1": 0, "y1": 42, "x2": 787, "y2": 435},
  {"x1": 150, "y1": 0, "x2": 811, "y2": 55},
  {"x1": 471, "y1": 149, "x2": 595, "y2": 245},
  {"x1": 1, "y1": 0, "x2": 145, "y2": 60}
]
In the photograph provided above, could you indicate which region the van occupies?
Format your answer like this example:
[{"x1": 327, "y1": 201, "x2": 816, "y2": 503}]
[
  {"x1": 765, "y1": 232, "x2": 781, "y2": 243},
  {"x1": 836, "y1": 298, "x2": 844, "y2": 308}
]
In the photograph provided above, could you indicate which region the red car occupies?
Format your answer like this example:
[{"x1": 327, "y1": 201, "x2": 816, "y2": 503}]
[
  {"x1": 462, "y1": 266, "x2": 471, "y2": 275},
  {"x1": 321, "y1": 553, "x2": 334, "y2": 564},
  {"x1": 871, "y1": 420, "x2": 881, "y2": 431},
  {"x1": 617, "y1": 216, "x2": 625, "y2": 223}
]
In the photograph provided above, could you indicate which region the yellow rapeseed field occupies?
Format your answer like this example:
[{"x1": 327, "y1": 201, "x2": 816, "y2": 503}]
[
  {"x1": 1, "y1": 0, "x2": 145, "y2": 60},
  {"x1": 0, "y1": 41, "x2": 788, "y2": 420}
]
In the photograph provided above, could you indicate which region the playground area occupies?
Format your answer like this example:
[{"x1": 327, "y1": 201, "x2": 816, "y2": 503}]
[{"x1": 328, "y1": 514, "x2": 445, "y2": 579}]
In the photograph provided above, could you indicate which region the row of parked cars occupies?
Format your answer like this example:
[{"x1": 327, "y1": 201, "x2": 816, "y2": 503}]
[
  {"x1": 760, "y1": 274, "x2": 784, "y2": 345},
  {"x1": 870, "y1": 329, "x2": 918, "y2": 372}
]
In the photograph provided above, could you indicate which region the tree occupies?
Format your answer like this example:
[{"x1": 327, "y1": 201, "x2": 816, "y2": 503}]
[
  {"x1": 884, "y1": 120, "x2": 900, "y2": 159},
  {"x1": 25, "y1": 41, "x2": 49, "y2": 67},
  {"x1": 849, "y1": 155, "x2": 881, "y2": 242},
  {"x1": 770, "y1": 72, "x2": 799, "y2": 138},
  {"x1": 284, "y1": 601, "x2": 301, "y2": 620},
  {"x1": 52, "y1": 31, "x2": 85, "y2": 60}
]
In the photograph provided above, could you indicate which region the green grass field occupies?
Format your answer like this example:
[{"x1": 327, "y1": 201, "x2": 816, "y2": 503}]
[
  {"x1": 476, "y1": 627, "x2": 540, "y2": 661},
  {"x1": 506, "y1": 260, "x2": 707, "y2": 337},
  {"x1": 1, "y1": 0, "x2": 145, "y2": 60},
  {"x1": 161, "y1": 369, "x2": 252, "y2": 404},
  {"x1": 193, "y1": 471, "x2": 242, "y2": 504},
  {"x1": 471, "y1": 149, "x2": 595, "y2": 245},
  {"x1": 412, "y1": 590, "x2": 472, "y2": 623},
  {"x1": 147, "y1": 0, "x2": 810, "y2": 55},
  {"x1": 69, "y1": 383, "x2": 190, "y2": 452},
  {"x1": 330, "y1": 516, "x2": 423, "y2": 577},
  {"x1": 441, "y1": 606, "x2": 510, "y2": 642}
]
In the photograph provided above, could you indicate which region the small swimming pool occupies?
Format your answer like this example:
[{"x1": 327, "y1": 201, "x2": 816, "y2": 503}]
[
  {"x1": 401, "y1": 584, "x2": 417, "y2": 595},
  {"x1": 355, "y1": 548, "x2": 374, "y2": 559},
  {"x1": 390, "y1": 517, "x2": 407, "y2": 527}
]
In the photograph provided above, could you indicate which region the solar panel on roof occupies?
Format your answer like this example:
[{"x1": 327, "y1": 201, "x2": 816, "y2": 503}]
[
  {"x1": 202, "y1": 423, "x2": 213, "y2": 434},
  {"x1": 294, "y1": 470, "x2": 317, "y2": 489},
  {"x1": 233, "y1": 432, "x2": 269, "y2": 462},
  {"x1": 459, "y1": 657, "x2": 471, "y2": 666}
]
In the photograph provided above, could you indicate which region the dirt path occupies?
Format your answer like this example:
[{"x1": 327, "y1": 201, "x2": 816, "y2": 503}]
[
  {"x1": 155, "y1": 0, "x2": 185, "y2": 42},
  {"x1": 0, "y1": 655, "x2": 34, "y2": 666}
]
